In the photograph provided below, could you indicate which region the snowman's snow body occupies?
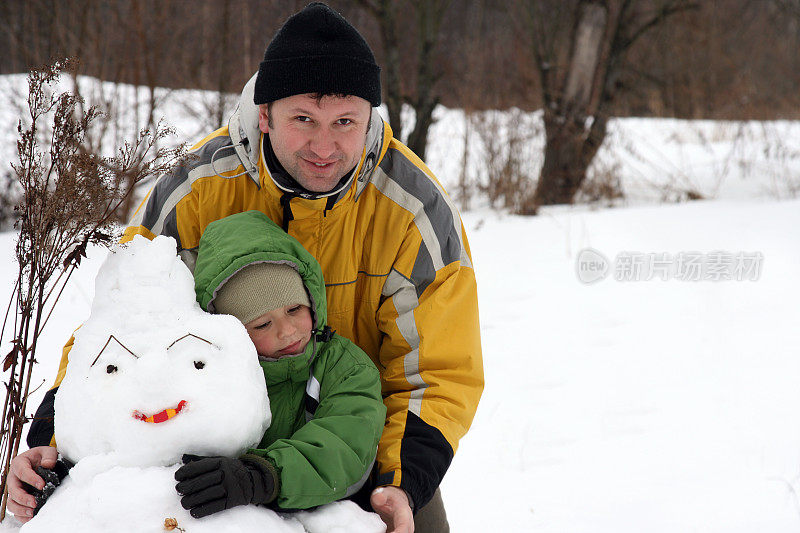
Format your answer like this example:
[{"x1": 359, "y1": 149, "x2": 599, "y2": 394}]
[{"x1": 20, "y1": 235, "x2": 384, "y2": 533}]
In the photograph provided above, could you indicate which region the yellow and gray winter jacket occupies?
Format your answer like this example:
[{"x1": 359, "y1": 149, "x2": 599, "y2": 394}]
[{"x1": 33, "y1": 74, "x2": 483, "y2": 510}]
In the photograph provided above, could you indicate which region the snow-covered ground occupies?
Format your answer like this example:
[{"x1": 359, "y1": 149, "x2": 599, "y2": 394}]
[
  {"x1": 2, "y1": 74, "x2": 800, "y2": 531},
  {"x1": 446, "y1": 200, "x2": 800, "y2": 532}
]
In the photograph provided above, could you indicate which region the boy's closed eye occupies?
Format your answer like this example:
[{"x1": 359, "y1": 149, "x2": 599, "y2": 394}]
[{"x1": 255, "y1": 306, "x2": 301, "y2": 328}]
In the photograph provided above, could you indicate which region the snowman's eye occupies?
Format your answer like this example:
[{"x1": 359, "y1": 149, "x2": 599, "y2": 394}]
[
  {"x1": 106, "y1": 364, "x2": 118, "y2": 374},
  {"x1": 194, "y1": 361, "x2": 205, "y2": 370}
]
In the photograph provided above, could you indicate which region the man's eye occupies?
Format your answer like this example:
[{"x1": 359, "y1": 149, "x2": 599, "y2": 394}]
[
  {"x1": 295, "y1": 116, "x2": 311, "y2": 123},
  {"x1": 337, "y1": 118, "x2": 353, "y2": 126}
]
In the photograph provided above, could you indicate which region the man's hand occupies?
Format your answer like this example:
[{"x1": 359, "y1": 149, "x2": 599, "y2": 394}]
[
  {"x1": 7, "y1": 446, "x2": 58, "y2": 523},
  {"x1": 370, "y1": 486, "x2": 414, "y2": 533}
]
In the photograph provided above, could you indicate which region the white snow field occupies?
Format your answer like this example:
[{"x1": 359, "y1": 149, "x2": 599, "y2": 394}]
[
  {"x1": 445, "y1": 200, "x2": 800, "y2": 532},
  {"x1": 2, "y1": 74, "x2": 800, "y2": 531}
]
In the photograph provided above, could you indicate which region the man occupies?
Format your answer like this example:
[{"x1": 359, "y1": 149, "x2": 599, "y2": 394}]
[{"x1": 10, "y1": 3, "x2": 483, "y2": 532}]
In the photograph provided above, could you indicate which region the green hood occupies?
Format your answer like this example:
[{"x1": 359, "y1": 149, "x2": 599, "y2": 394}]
[{"x1": 194, "y1": 210, "x2": 327, "y2": 332}]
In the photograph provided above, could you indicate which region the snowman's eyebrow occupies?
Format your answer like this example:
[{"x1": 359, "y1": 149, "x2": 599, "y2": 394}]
[
  {"x1": 166, "y1": 333, "x2": 216, "y2": 350},
  {"x1": 90, "y1": 335, "x2": 138, "y2": 367}
]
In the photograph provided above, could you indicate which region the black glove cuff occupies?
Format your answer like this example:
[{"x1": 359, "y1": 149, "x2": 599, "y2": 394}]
[{"x1": 240, "y1": 453, "x2": 279, "y2": 505}]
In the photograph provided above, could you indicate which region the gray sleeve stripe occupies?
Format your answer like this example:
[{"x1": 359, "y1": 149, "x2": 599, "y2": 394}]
[
  {"x1": 162, "y1": 160, "x2": 245, "y2": 242},
  {"x1": 382, "y1": 269, "x2": 427, "y2": 417},
  {"x1": 411, "y1": 243, "x2": 435, "y2": 298},
  {"x1": 371, "y1": 149, "x2": 478, "y2": 414},
  {"x1": 374, "y1": 149, "x2": 471, "y2": 272},
  {"x1": 371, "y1": 166, "x2": 444, "y2": 272},
  {"x1": 132, "y1": 135, "x2": 237, "y2": 238},
  {"x1": 163, "y1": 208, "x2": 181, "y2": 250},
  {"x1": 151, "y1": 153, "x2": 243, "y2": 238}
]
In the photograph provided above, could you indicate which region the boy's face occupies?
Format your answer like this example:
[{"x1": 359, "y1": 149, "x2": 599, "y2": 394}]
[
  {"x1": 258, "y1": 93, "x2": 371, "y2": 193},
  {"x1": 244, "y1": 304, "x2": 313, "y2": 359}
]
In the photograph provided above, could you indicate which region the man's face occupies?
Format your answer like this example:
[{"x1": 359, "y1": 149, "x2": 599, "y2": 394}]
[{"x1": 259, "y1": 93, "x2": 371, "y2": 193}]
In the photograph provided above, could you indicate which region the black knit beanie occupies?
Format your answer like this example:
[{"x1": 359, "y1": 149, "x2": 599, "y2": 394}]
[{"x1": 254, "y1": 2, "x2": 381, "y2": 107}]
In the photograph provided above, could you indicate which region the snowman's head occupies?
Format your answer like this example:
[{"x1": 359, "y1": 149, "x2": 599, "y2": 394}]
[{"x1": 55, "y1": 235, "x2": 270, "y2": 466}]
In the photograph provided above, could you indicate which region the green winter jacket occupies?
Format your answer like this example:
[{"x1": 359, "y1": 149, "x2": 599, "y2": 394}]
[{"x1": 193, "y1": 210, "x2": 386, "y2": 510}]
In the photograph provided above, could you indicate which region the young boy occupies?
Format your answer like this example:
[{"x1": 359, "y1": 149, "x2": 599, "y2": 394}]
[{"x1": 177, "y1": 210, "x2": 386, "y2": 517}]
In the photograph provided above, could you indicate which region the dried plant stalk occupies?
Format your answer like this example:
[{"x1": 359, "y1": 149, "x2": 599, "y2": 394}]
[{"x1": 0, "y1": 58, "x2": 186, "y2": 519}]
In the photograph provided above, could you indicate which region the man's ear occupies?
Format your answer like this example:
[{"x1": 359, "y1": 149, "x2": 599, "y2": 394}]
[{"x1": 258, "y1": 104, "x2": 270, "y2": 134}]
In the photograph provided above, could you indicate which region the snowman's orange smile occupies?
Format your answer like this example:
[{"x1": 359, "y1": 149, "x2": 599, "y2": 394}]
[{"x1": 133, "y1": 400, "x2": 187, "y2": 423}]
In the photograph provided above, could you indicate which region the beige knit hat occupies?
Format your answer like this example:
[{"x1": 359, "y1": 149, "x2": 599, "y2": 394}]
[{"x1": 213, "y1": 263, "x2": 311, "y2": 325}]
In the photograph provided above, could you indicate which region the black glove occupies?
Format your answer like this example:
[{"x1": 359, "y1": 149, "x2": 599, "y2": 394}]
[
  {"x1": 21, "y1": 459, "x2": 73, "y2": 516},
  {"x1": 174, "y1": 454, "x2": 278, "y2": 518}
]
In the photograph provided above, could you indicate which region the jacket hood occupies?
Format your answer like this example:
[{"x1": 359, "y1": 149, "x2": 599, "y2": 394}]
[
  {"x1": 194, "y1": 210, "x2": 328, "y2": 333},
  {"x1": 226, "y1": 73, "x2": 390, "y2": 203}
]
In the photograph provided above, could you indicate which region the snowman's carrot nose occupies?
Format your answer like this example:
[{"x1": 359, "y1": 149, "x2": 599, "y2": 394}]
[{"x1": 133, "y1": 400, "x2": 188, "y2": 423}]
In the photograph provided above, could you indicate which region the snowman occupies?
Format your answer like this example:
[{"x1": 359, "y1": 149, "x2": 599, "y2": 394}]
[{"x1": 20, "y1": 235, "x2": 384, "y2": 533}]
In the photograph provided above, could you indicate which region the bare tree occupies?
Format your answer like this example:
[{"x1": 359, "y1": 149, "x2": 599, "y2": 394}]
[
  {"x1": 355, "y1": 0, "x2": 449, "y2": 160},
  {"x1": 354, "y1": 0, "x2": 404, "y2": 133},
  {"x1": 404, "y1": 0, "x2": 450, "y2": 159},
  {"x1": 518, "y1": 0, "x2": 697, "y2": 212}
]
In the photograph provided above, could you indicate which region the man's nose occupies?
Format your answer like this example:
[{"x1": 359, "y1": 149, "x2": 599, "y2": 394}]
[{"x1": 308, "y1": 128, "x2": 336, "y2": 159}]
